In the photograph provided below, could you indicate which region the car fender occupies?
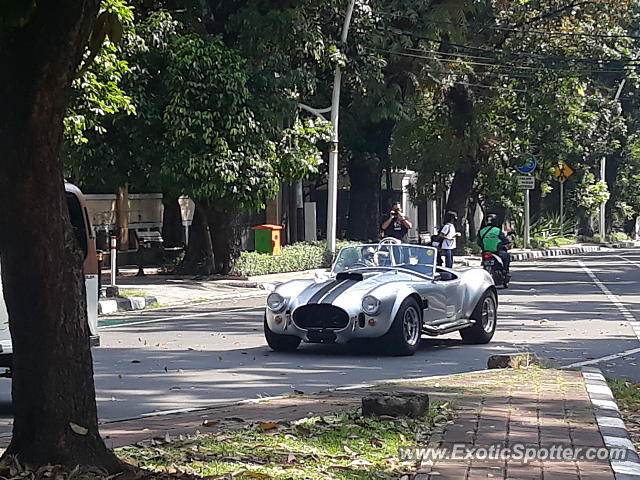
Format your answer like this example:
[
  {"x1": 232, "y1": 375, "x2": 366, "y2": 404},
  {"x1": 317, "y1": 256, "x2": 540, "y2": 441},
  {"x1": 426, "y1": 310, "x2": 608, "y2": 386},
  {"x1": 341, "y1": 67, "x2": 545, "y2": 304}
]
[
  {"x1": 367, "y1": 283, "x2": 423, "y2": 335},
  {"x1": 460, "y1": 269, "x2": 497, "y2": 318}
]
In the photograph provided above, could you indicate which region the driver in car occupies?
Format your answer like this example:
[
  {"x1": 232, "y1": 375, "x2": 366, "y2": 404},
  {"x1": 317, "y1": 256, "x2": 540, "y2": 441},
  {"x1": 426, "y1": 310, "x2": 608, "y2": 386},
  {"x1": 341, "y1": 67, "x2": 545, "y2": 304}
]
[{"x1": 361, "y1": 246, "x2": 378, "y2": 266}]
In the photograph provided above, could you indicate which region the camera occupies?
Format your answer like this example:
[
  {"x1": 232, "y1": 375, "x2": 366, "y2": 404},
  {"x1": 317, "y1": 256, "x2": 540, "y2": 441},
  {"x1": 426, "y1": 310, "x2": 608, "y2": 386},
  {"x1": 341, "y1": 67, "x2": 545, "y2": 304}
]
[{"x1": 392, "y1": 211, "x2": 400, "y2": 217}]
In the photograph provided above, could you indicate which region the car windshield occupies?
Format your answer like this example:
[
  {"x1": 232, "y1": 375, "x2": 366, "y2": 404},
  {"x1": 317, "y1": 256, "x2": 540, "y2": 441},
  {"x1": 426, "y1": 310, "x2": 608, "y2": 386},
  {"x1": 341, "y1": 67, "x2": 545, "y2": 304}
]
[{"x1": 332, "y1": 244, "x2": 437, "y2": 277}]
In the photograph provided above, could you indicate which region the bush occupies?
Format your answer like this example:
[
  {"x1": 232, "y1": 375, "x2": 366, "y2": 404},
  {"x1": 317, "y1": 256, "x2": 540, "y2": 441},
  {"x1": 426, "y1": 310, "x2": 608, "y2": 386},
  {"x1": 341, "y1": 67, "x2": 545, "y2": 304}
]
[
  {"x1": 462, "y1": 241, "x2": 482, "y2": 255},
  {"x1": 232, "y1": 241, "x2": 358, "y2": 277},
  {"x1": 611, "y1": 232, "x2": 630, "y2": 242},
  {"x1": 530, "y1": 236, "x2": 577, "y2": 248}
]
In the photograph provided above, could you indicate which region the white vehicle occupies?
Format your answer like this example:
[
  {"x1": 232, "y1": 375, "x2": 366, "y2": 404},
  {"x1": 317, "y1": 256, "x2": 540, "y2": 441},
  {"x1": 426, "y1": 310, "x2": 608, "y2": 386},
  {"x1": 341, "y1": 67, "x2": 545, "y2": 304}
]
[{"x1": 0, "y1": 183, "x2": 99, "y2": 371}]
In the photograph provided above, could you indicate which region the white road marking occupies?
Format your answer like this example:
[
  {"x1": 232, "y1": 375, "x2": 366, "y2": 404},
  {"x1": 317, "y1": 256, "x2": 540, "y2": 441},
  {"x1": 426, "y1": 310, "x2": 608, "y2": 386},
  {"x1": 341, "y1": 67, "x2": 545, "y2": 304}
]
[
  {"x1": 561, "y1": 347, "x2": 640, "y2": 369},
  {"x1": 617, "y1": 255, "x2": 640, "y2": 269},
  {"x1": 99, "y1": 305, "x2": 264, "y2": 330},
  {"x1": 578, "y1": 259, "x2": 640, "y2": 342}
]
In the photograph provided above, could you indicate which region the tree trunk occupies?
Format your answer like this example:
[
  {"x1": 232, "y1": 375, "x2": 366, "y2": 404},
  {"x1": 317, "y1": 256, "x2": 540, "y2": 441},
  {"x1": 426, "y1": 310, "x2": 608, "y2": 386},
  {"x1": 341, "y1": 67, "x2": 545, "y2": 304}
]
[
  {"x1": 346, "y1": 153, "x2": 382, "y2": 241},
  {"x1": 179, "y1": 203, "x2": 215, "y2": 275},
  {"x1": 346, "y1": 120, "x2": 394, "y2": 242},
  {"x1": 0, "y1": 0, "x2": 122, "y2": 470},
  {"x1": 161, "y1": 196, "x2": 184, "y2": 247},
  {"x1": 206, "y1": 203, "x2": 241, "y2": 275},
  {"x1": 445, "y1": 163, "x2": 479, "y2": 246}
]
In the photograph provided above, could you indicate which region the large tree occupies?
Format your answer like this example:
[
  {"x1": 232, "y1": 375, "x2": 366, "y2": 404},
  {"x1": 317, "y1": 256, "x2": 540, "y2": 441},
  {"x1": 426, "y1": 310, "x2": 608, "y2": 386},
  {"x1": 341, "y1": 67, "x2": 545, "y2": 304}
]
[
  {"x1": 392, "y1": 0, "x2": 636, "y2": 239},
  {"x1": 0, "y1": 0, "x2": 122, "y2": 471}
]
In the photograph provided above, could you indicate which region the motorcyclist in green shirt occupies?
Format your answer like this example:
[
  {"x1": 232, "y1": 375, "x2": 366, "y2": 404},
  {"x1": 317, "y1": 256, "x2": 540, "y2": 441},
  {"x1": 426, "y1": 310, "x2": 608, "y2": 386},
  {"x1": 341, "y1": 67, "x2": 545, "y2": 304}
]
[{"x1": 477, "y1": 214, "x2": 512, "y2": 274}]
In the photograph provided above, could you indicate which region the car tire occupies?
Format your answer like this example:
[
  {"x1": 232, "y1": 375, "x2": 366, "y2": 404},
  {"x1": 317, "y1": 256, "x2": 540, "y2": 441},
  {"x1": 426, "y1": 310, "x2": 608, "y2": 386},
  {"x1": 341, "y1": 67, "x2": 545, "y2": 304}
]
[
  {"x1": 381, "y1": 297, "x2": 422, "y2": 356},
  {"x1": 460, "y1": 290, "x2": 497, "y2": 344},
  {"x1": 264, "y1": 316, "x2": 301, "y2": 352}
]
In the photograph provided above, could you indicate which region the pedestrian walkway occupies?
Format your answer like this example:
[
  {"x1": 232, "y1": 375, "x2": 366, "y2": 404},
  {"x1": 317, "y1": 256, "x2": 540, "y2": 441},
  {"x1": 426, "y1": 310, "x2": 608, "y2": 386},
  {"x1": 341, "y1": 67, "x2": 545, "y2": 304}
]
[
  {"x1": 6, "y1": 367, "x2": 628, "y2": 479},
  {"x1": 99, "y1": 268, "x2": 323, "y2": 311}
]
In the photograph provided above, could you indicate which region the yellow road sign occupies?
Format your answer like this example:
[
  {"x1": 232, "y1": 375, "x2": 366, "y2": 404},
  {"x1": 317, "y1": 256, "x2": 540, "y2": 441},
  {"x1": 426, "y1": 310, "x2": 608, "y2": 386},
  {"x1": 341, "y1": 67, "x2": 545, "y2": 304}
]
[{"x1": 553, "y1": 163, "x2": 574, "y2": 183}]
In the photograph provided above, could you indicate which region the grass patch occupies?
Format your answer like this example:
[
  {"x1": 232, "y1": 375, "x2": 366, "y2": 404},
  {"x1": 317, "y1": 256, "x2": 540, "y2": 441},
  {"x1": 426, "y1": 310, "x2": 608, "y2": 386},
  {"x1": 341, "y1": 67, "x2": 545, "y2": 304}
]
[
  {"x1": 118, "y1": 289, "x2": 148, "y2": 298},
  {"x1": 144, "y1": 302, "x2": 167, "y2": 309},
  {"x1": 118, "y1": 403, "x2": 455, "y2": 479},
  {"x1": 608, "y1": 378, "x2": 640, "y2": 450}
]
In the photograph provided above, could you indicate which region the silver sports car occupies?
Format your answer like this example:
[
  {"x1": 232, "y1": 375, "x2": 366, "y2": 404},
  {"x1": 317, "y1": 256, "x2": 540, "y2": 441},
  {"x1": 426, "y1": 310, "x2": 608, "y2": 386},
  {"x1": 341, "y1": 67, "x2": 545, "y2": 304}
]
[{"x1": 264, "y1": 239, "x2": 497, "y2": 356}]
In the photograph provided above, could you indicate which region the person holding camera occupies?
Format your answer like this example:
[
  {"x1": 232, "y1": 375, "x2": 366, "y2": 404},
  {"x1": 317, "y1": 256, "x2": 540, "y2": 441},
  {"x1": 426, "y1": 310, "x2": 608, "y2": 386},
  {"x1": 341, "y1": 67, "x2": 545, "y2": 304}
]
[{"x1": 381, "y1": 202, "x2": 413, "y2": 242}]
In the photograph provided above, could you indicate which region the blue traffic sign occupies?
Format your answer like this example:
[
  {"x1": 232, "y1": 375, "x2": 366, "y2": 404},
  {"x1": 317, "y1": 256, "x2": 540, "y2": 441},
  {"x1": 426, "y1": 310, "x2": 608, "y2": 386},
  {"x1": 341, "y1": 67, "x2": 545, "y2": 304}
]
[{"x1": 515, "y1": 154, "x2": 537, "y2": 174}]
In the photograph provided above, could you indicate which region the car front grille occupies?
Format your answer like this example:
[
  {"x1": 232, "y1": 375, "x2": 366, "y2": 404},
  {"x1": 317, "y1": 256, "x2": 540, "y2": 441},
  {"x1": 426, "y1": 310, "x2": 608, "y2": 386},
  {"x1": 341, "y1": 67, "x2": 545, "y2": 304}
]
[{"x1": 293, "y1": 304, "x2": 349, "y2": 330}]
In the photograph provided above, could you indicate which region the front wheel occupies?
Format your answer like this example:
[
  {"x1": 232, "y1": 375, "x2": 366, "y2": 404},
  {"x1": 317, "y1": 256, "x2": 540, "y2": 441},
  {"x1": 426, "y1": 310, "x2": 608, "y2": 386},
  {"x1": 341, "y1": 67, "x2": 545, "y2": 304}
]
[
  {"x1": 460, "y1": 291, "x2": 497, "y2": 344},
  {"x1": 380, "y1": 297, "x2": 422, "y2": 356},
  {"x1": 264, "y1": 317, "x2": 301, "y2": 352}
]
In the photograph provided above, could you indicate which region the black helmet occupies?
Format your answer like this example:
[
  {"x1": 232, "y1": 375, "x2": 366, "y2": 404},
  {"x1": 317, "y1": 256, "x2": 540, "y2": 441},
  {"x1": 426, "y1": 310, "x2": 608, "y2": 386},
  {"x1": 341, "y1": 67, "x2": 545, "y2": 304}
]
[{"x1": 486, "y1": 213, "x2": 499, "y2": 227}]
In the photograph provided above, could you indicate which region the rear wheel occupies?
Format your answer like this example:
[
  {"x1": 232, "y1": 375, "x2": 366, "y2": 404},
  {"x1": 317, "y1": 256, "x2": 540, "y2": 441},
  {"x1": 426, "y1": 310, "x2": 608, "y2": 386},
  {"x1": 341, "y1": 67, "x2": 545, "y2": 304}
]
[
  {"x1": 460, "y1": 291, "x2": 497, "y2": 344},
  {"x1": 381, "y1": 298, "x2": 422, "y2": 356},
  {"x1": 264, "y1": 316, "x2": 301, "y2": 352}
]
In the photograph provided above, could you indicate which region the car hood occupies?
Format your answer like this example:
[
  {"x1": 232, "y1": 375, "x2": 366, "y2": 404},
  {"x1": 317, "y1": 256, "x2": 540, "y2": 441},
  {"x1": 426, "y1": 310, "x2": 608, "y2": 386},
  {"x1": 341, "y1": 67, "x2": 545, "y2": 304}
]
[{"x1": 291, "y1": 269, "x2": 422, "y2": 308}]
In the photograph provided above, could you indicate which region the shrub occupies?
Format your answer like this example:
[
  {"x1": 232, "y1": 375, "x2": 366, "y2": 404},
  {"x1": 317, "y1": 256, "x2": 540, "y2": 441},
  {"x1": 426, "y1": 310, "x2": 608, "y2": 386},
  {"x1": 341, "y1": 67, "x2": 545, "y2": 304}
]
[
  {"x1": 462, "y1": 241, "x2": 482, "y2": 255},
  {"x1": 611, "y1": 232, "x2": 630, "y2": 242},
  {"x1": 232, "y1": 240, "x2": 358, "y2": 277},
  {"x1": 530, "y1": 236, "x2": 577, "y2": 248}
]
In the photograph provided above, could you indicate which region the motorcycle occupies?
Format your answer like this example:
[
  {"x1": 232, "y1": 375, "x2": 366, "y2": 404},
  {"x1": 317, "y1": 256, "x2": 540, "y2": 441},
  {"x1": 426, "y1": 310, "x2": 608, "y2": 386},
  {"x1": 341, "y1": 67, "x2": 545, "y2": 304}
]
[{"x1": 481, "y1": 250, "x2": 511, "y2": 288}]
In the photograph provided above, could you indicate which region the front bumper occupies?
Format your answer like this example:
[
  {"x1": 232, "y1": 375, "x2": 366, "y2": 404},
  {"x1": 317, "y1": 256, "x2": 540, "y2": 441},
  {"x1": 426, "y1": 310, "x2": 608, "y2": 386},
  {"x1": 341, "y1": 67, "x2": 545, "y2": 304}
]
[{"x1": 265, "y1": 304, "x2": 392, "y2": 344}]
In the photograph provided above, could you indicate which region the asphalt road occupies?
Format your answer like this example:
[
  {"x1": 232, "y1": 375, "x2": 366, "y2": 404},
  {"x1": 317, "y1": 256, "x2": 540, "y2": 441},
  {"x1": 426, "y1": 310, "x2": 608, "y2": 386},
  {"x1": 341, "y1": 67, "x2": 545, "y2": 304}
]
[{"x1": 0, "y1": 248, "x2": 639, "y2": 430}]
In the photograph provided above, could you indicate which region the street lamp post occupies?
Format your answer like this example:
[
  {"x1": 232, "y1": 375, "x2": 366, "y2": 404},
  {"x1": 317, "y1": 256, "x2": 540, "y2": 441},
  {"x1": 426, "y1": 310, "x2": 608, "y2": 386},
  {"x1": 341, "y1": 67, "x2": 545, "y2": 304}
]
[
  {"x1": 298, "y1": 0, "x2": 356, "y2": 257},
  {"x1": 600, "y1": 78, "x2": 627, "y2": 240}
]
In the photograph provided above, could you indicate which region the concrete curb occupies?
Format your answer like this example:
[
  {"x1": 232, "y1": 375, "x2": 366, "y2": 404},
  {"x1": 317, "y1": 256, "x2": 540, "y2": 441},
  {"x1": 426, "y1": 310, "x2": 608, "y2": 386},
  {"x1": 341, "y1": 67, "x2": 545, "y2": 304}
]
[
  {"x1": 610, "y1": 241, "x2": 640, "y2": 249},
  {"x1": 510, "y1": 245, "x2": 605, "y2": 261},
  {"x1": 98, "y1": 296, "x2": 158, "y2": 315},
  {"x1": 581, "y1": 367, "x2": 640, "y2": 479}
]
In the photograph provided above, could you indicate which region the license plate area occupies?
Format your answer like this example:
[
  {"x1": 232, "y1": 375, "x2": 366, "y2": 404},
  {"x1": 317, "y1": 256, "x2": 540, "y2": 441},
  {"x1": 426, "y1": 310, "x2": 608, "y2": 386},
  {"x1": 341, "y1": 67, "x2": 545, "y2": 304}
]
[{"x1": 307, "y1": 329, "x2": 337, "y2": 343}]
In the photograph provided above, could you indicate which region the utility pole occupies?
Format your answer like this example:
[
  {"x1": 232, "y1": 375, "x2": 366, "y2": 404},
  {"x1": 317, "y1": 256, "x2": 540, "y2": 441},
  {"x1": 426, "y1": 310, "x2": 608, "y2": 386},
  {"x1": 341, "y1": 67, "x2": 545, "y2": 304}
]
[
  {"x1": 600, "y1": 78, "x2": 627, "y2": 240},
  {"x1": 298, "y1": 0, "x2": 356, "y2": 256}
]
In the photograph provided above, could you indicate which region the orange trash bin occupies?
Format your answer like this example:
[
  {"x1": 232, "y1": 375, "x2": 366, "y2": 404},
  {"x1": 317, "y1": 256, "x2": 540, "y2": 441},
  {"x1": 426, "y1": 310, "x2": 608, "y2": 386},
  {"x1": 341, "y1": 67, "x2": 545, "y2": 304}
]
[{"x1": 251, "y1": 224, "x2": 283, "y2": 255}]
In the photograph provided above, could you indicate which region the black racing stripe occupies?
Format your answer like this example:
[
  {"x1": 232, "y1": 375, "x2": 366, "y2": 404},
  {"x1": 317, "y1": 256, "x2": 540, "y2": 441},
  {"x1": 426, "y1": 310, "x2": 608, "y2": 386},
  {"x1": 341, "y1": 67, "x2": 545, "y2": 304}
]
[
  {"x1": 308, "y1": 279, "x2": 344, "y2": 304},
  {"x1": 321, "y1": 279, "x2": 358, "y2": 304}
]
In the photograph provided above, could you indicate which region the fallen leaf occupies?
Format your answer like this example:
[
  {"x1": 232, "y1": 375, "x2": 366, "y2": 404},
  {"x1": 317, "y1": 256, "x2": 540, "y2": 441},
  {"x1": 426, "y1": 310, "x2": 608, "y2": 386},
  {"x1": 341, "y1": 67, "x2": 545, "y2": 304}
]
[
  {"x1": 257, "y1": 422, "x2": 279, "y2": 432},
  {"x1": 294, "y1": 425, "x2": 311, "y2": 436},
  {"x1": 169, "y1": 386, "x2": 181, "y2": 390},
  {"x1": 231, "y1": 471, "x2": 271, "y2": 479},
  {"x1": 69, "y1": 422, "x2": 88, "y2": 435},
  {"x1": 202, "y1": 419, "x2": 220, "y2": 427},
  {"x1": 348, "y1": 459, "x2": 373, "y2": 467},
  {"x1": 370, "y1": 437, "x2": 383, "y2": 447},
  {"x1": 328, "y1": 465, "x2": 354, "y2": 471},
  {"x1": 287, "y1": 454, "x2": 296, "y2": 463},
  {"x1": 117, "y1": 374, "x2": 123, "y2": 379}
]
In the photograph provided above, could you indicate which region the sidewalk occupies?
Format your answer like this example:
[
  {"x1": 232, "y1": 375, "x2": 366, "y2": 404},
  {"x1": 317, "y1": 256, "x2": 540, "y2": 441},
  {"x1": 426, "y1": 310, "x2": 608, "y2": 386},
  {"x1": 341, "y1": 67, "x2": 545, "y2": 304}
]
[
  {"x1": 6, "y1": 367, "x2": 633, "y2": 479},
  {"x1": 98, "y1": 268, "x2": 323, "y2": 313}
]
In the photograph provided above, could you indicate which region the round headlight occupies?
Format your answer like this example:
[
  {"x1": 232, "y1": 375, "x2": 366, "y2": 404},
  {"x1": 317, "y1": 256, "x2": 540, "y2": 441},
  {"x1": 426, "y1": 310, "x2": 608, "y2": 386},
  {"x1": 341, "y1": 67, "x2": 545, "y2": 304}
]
[
  {"x1": 362, "y1": 295, "x2": 381, "y2": 315},
  {"x1": 267, "y1": 292, "x2": 286, "y2": 312}
]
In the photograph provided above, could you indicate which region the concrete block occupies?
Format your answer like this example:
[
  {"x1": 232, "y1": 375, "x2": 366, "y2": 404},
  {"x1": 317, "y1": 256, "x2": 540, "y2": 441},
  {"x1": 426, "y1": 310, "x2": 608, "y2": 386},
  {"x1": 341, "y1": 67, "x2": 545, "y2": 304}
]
[
  {"x1": 362, "y1": 392, "x2": 429, "y2": 418},
  {"x1": 487, "y1": 352, "x2": 540, "y2": 369}
]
